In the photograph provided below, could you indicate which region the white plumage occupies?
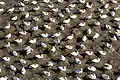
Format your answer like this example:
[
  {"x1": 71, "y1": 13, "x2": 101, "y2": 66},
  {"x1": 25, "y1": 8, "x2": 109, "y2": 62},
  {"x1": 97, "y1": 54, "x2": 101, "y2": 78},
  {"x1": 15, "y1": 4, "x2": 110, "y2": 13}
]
[
  {"x1": 19, "y1": 59, "x2": 26, "y2": 64},
  {"x1": 63, "y1": 18, "x2": 70, "y2": 23},
  {"x1": 75, "y1": 58, "x2": 81, "y2": 64},
  {"x1": 33, "y1": 17, "x2": 39, "y2": 21},
  {"x1": 79, "y1": 0, "x2": 85, "y2": 3},
  {"x1": 24, "y1": 0, "x2": 29, "y2": 1},
  {"x1": 12, "y1": 51, "x2": 18, "y2": 56},
  {"x1": 110, "y1": 0, "x2": 117, "y2": 3},
  {"x1": 76, "y1": 77, "x2": 82, "y2": 80},
  {"x1": 71, "y1": 51, "x2": 79, "y2": 56},
  {"x1": 44, "y1": 25, "x2": 51, "y2": 29},
  {"x1": 13, "y1": 77, "x2": 20, "y2": 80},
  {"x1": 30, "y1": 64, "x2": 39, "y2": 68},
  {"x1": 58, "y1": 66, "x2": 67, "y2": 71},
  {"x1": 79, "y1": 22, "x2": 85, "y2": 26},
  {"x1": 31, "y1": 0, "x2": 37, "y2": 4},
  {"x1": 0, "y1": 76, "x2": 7, "y2": 80},
  {"x1": 5, "y1": 33, "x2": 11, "y2": 39},
  {"x1": 69, "y1": 4, "x2": 76, "y2": 8},
  {"x1": 80, "y1": 44, "x2": 86, "y2": 49},
  {"x1": 110, "y1": 35, "x2": 117, "y2": 41},
  {"x1": 70, "y1": 15, "x2": 77, "y2": 19},
  {"x1": 87, "y1": 28, "x2": 92, "y2": 34},
  {"x1": 33, "y1": 6, "x2": 40, "y2": 11},
  {"x1": 41, "y1": 43, "x2": 47, "y2": 48},
  {"x1": 19, "y1": 7, "x2": 25, "y2": 11},
  {"x1": 87, "y1": 13, "x2": 92, "y2": 19},
  {"x1": 99, "y1": 9, "x2": 103, "y2": 13},
  {"x1": 53, "y1": 32, "x2": 61, "y2": 37},
  {"x1": 41, "y1": 33, "x2": 48, "y2": 37},
  {"x1": 29, "y1": 38, "x2": 36, "y2": 44},
  {"x1": 19, "y1": 31, "x2": 27, "y2": 35},
  {"x1": 79, "y1": 9, "x2": 86, "y2": 13},
  {"x1": 86, "y1": 2, "x2": 92, "y2": 8},
  {"x1": 85, "y1": 51, "x2": 93, "y2": 55},
  {"x1": 35, "y1": 54, "x2": 44, "y2": 58},
  {"x1": 114, "y1": 6, "x2": 120, "y2": 10},
  {"x1": 0, "y1": 1, "x2": 5, "y2": 5},
  {"x1": 82, "y1": 36, "x2": 87, "y2": 42},
  {"x1": 24, "y1": 46, "x2": 33, "y2": 54},
  {"x1": 100, "y1": 14, "x2": 108, "y2": 19},
  {"x1": 88, "y1": 74, "x2": 97, "y2": 80},
  {"x1": 19, "y1": 2, "x2": 25, "y2": 6},
  {"x1": 58, "y1": 0, "x2": 64, "y2": 3},
  {"x1": 110, "y1": 11, "x2": 115, "y2": 16},
  {"x1": 95, "y1": 21, "x2": 100, "y2": 25},
  {"x1": 75, "y1": 68, "x2": 83, "y2": 73},
  {"x1": 43, "y1": 0, "x2": 50, "y2": 3},
  {"x1": 58, "y1": 13, "x2": 64, "y2": 17},
  {"x1": 8, "y1": 7, "x2": 14, "y2": 12},
  {"x1": 93, "y1": 33, "x2": 99, "y2": 39},
  {"x1": 42, "y1": 11, "x2": 49, "y2": 15},
  {"x1": 60, "y1": 26, "x2": 64, "y2": 30},
  {"x1": 3, "y1": 57, "x2": 10, "y2": 61},
  {"x1": 52, "y1": 8, "x2": 58, "y2": 12},
  {"x1": 98, "y1": 51, "x2": 106, "y2": 55},
  {"x1": 25, "y1": 13, "x2": 29, "y2": 18},
  {"x1": 88, "y1": 66, "x2": 96, "y2": 71},
  {"x1": 65, "y1": 8, "x2": 70, "y2": 13},
  {"x1": 104, "y1": 4, "x2": 109, "y2": 8},
  {"x1": 21, "y1": 67, "x2": 26, "y2": 74},
  {"x1": 65, "y1": 45, "x2": 73, "y2": 49},
  {"x1": 43, "y1": 71, "x2": 51, "y2": 76},
  {"x1": 54, "y1": 39, "x2": 60, "y2": 43},
  {"x1": 5, "y1": 23, "x2": 10, "y2": 29},
  {"x1": 51, "y1": 46, "x2": 56, "y2": 52},
  {"x1": 104, "y1": 63, "x2": 112, "y2": 70},
  {"x1": 48, "y1": 4, "x2": 54, "y2": 8},
  {"x1": 49, "y1": 18, "x2": 55, "y2": 22},
  {"x1": 23, "y1": 21, "x2": 30, "y2": 26},
  {"x1": 67, "y1": 34, "x2": 74, "y2": 40},
  {"x1": 4, "y1": 42, "x2": 11, "y2": 48},
  {"x1": 92, "y1": 58, "x2": 101, "y2": 63},
  {"x1": 48, "y1": 62, "x2": 53, "y2": 66},
  {"x1": 117, "y1": 76, "x2": 120, "y2": 80},
  {"x1": 0, "y1": 8, "x2": 4, "y2": 12},
  {"x1": 58, "y1": 77, "x2": 67, "y2": 80},
  {"x1": 15, "y1": 39, "x2": 22, "y2": 43},
  {"x1": 105, "y1": 24, "x2": 111, "y2": 29},
  {"x1": 12, "y1": 16, "x2": 17, "y2": 20},
  {"x1": 60, "y1": 55, "x2": 66, "y2": 61},
  {"x1": 114, "y1": 17, "x2": 120, "y2": 21},
  {"x1": 102, "y1": 74, "x2": 110, "y2": 80},
  {"x1": 10, "y1": 65, "x2": 17, "y2": 71}
]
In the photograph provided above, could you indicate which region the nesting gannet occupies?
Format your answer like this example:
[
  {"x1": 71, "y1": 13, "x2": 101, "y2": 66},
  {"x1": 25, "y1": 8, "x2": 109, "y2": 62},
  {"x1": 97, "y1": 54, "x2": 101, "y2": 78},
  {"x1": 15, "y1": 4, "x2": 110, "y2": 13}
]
[{"x1": 88, "y1": 74, "x2": 97, "y2": 79}]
